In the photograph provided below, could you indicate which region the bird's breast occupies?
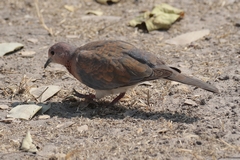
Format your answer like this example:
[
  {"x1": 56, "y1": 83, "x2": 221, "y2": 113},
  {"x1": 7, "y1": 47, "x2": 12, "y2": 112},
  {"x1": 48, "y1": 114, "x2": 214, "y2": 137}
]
[{"x1": 66, "y1": 60, "x2": 83, "y2": 83}]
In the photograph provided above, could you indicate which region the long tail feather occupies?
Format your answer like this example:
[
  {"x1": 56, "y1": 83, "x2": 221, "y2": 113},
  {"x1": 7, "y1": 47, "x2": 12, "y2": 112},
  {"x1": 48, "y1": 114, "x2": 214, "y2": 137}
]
[{"x1": 166, "y1": 72, "x2": 219, "y2": 93}]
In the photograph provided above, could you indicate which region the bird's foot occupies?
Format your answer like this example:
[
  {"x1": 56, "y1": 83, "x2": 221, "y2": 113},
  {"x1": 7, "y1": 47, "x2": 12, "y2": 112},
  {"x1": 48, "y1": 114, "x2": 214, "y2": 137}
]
[
  {"x1": 73, "y1": 88, "x2": 95, "y2": 100},
  {"x1": 107, "y1": 92, "x2": 126, "y2": 107},
  {"x1": 73, "y1": 89, "x2": 125, "y2": 107}
]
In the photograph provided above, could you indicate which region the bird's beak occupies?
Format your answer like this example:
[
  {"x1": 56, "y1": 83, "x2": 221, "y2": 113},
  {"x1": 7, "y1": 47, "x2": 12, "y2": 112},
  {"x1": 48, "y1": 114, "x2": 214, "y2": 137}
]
[{"x1": 44, "y1": 58, "x2": 52, "y2": 69}]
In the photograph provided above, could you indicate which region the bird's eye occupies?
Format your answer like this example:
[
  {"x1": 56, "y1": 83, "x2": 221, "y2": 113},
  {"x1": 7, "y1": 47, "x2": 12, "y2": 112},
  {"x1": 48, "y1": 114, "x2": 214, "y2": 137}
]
[{"x1": 50, "y1": 51, "x2": 55, "y2": 55}]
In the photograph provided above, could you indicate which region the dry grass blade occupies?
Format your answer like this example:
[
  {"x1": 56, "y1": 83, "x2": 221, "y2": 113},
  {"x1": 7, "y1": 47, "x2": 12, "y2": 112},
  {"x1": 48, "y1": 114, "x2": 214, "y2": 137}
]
[
  {"x1": 18, "y1": 75, "x2": 32, "y2": 94},
  {"x1": 34, "y1": 0, "x2": 53, "y2": 36},
  {"x1": 177, "y1": 148, "x2": 192, "y2": 152},
  {"x1": 218, "y1": 139, "x2": 240, "y2": 151}
]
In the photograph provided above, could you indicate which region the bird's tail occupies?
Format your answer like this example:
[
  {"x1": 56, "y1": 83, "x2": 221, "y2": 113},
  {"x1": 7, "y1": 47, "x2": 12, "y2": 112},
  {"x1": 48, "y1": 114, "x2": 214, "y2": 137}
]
[{"x1": 165, "y1": 71, "x2": 219, "y2": 93}]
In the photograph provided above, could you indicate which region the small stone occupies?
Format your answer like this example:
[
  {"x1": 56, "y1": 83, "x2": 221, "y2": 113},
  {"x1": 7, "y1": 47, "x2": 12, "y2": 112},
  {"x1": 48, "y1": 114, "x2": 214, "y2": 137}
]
[
  {"x1": 235, "y1": 22, "x2": 240, "y2": 27},
  {"x1": 21, "y1": 51, "x2": 36, "y2": 57},
  {"x1": 218, "y1": 75, "x2": 229, "y2": 80},
  {"x1": 27, "y1": 38, "x2": 38, "y2": 44},
  {"x1": 124, "y1": 110, "x2": 137, "y2": 117},
  {"x1": 184, "y1": 99, "x2": 198, "y2": 106},
  {"x1": 200, "y1": 99, "x2": 206, "y2": 105},
  {"x1": 56, "y1": 121, "x2": 75, "y2": 129},
  {"x1": 233, "y1": 76, "x2": 239, "y2": 81},
  {"x1": 77, "y1": 125, "x2": 88, "y2": 132},
  {"x1": 157, "y1": 128, "x2": 168, "y2": 134},
  {"x1": 196, "y1": 141, "x2": 202, "y2": 145},
  {"x1": 38, "y1": 115, "x2": 50, "y2": 120},
  {"x1": 177, "y1": 84, "x2": 190, "y2": 93},
  {"x1": 0, "y1": 104, "x2": 9, "y2": 110},
  {"x1": 219, "y1": 39, "x2": 227, "y2": 43},
  {"x1": 0, "y1": 118, "x2": 14, "y2": 123},
  {"x1": 137, "y1": 128, "x2": 143, "y2": 134}
]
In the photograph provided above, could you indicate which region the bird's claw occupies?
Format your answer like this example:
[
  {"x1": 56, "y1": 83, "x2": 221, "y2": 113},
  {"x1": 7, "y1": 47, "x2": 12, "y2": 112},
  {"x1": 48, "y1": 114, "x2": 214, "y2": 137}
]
[{"x1": 73, "y1": 88, "x2": 96, "y2": 100}]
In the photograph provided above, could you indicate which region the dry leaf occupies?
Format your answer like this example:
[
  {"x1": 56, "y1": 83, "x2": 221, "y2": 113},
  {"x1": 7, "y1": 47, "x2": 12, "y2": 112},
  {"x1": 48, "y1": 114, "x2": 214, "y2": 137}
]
[
  {"x1": 7, "y1": 104, "x2": 42, "y2": 120},
  {"x1": 145, "y1": 12, "x2": 181, "y2": 31},
  {"x1": 151, "y1": 3, "x2": 184, "y2": 17},
  {"x1": 64, "y1": 5, "x2": 75, "y2": 12},
  {"x1": 86, "y1": 10, "x2": 103, "y2": 16},
  {"x1": 77, "y1": 124, "x2": 88, "y2": 132},
  {"x1": 21, "y1": 130, "x2": 32, "y2": 151},
  {"x1": 129, "y1": 3, "x2": 184, "y2": 31},
  {"x1": 0, "y1": 104, "x2": 9, "y2": 110},
  {"x1": 21, "y1": 130, "x2": 38, "y2": 153},
  {"x1": 29, "y1": 85, "x2": 61, "y2": 102},
  {"x1": 165, "y1": 29, "x2": 210, "y2": 45},
  {"x1": 21, "y1": 51, "x2": 36, "y2": 57},
  {"x1": 0, "y1": 42, "x2": 24, "y2": 56},
  {"x1": 38, "y1": 104, "x2": 51, "y2": 114},
  {"x1": 129, "y1": 11, "x2": 150, "y2": 28}
]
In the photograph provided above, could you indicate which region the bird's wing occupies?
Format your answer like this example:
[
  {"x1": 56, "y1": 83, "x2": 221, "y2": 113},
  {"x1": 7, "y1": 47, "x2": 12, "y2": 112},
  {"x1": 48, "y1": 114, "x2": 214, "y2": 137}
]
[{"x1": 73, "y1": 40, "x2": 171, "y2": 90}]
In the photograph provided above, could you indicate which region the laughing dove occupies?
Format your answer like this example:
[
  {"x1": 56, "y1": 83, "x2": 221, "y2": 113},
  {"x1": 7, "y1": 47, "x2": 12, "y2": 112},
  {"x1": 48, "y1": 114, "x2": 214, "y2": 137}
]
[{"x1": 44, "y1": 40, "x2": 219, "y2": 105}]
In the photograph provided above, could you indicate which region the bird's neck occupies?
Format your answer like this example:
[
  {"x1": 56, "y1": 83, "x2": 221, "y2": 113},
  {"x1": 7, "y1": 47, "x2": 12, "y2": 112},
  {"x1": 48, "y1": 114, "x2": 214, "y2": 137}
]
[
  {"x1": 65, "y1": 60, "x2": 72, "y2": 74},
  {"x1": 62, "y1": 51, "x2": 75, "y2": 74}
]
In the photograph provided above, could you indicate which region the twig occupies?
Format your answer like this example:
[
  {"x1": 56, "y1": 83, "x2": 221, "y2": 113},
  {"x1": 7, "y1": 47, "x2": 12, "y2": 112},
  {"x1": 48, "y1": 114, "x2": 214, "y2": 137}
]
[
  {"x1": 147, "y1": 89, "x2": 150, "y2": 106},
  {"x1": 34, "y1": 0, "x2": 53, "y2": 36}
]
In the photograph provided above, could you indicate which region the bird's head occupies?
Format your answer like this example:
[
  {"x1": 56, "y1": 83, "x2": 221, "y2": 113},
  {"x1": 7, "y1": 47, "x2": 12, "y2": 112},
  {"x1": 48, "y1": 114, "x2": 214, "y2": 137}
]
[{"x1": 44, "y1": 42, "x2": 76, "y2": 68}]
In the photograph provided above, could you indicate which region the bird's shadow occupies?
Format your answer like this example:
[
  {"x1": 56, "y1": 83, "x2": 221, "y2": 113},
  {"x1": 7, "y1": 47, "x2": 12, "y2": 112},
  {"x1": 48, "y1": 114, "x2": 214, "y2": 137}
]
[{"x1": 29, "y1": 99, "x2": 199, "y2": 124}]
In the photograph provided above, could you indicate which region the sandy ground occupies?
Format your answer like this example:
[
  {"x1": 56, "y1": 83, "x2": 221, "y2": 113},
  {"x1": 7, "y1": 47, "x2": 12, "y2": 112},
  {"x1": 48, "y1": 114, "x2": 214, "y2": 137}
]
[{"x1": 0, "y1": 0, "x2": 240, "y2": 159}]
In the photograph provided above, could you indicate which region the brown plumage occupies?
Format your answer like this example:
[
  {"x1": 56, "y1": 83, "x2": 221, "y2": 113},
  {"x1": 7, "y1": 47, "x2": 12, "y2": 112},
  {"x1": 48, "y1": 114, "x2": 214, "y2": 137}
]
[{"x1": 44, "y1": 40, "x2": 219, "y2": 105}]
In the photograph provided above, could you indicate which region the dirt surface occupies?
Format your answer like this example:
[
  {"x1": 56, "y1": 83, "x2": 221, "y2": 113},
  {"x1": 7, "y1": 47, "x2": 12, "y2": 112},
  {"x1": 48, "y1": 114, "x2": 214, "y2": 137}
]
[{"x1": 0, "y1": 0, "x2": 240, "y2": 159}]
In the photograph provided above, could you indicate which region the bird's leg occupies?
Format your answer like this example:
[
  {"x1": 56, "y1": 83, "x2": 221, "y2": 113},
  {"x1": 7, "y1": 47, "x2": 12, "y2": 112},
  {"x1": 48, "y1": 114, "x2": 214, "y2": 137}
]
[
  {"x1": 108, "y1": 92, "x2": 126, "y2": 106},
  {"x1": 73, "y1": 88, "x2": 95, "y2": 100}
]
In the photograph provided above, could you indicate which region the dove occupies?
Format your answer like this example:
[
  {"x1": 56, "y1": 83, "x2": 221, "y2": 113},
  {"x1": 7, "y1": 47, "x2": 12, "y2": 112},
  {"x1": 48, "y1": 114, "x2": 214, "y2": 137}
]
[{"x1": 44, "y1": 40, "x2": 219, "y2": 105}]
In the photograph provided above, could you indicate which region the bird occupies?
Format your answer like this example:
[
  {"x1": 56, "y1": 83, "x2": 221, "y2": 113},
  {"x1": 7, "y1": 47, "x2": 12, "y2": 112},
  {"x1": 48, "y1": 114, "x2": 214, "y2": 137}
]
[{"x1": 44, "y1": 40, "x2": 219, "y2": 106}]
